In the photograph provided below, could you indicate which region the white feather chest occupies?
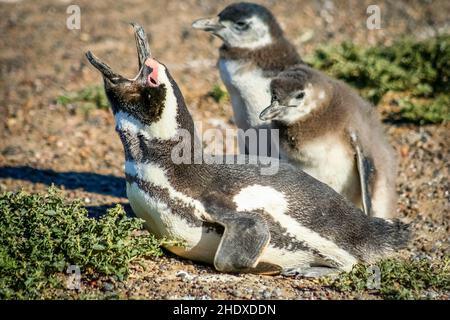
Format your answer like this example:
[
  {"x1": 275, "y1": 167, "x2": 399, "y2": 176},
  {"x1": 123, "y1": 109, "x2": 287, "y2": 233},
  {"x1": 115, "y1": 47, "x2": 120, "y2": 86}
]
[
  {"x1": 281, "y1": 136, "x2": 360, "y2": 201},
  {"x1": 125, "y1": 161, "x2": 221, "y2": 263},
  {"x1": 219, "y1": 59, "x2": 272, "y2": 130}
]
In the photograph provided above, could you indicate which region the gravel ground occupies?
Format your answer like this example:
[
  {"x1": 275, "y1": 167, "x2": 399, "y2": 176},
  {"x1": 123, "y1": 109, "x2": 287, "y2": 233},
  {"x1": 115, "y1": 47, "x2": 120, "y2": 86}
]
[{"x1": 0, "y1": 0, "x2": 449, "y2": 299}]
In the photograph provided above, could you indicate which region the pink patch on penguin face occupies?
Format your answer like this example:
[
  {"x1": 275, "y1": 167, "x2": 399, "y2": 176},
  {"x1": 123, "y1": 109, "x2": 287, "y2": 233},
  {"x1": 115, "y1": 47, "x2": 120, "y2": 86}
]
[{"x1": 144, "y1": 58, "x2": 160, "y2": 87}]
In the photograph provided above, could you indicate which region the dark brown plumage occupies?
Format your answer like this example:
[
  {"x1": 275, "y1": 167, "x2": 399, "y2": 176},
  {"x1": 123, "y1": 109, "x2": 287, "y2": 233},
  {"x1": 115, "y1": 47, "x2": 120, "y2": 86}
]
[{"x1": 219, "y1": 38, "x2": 302, "y2": 74}]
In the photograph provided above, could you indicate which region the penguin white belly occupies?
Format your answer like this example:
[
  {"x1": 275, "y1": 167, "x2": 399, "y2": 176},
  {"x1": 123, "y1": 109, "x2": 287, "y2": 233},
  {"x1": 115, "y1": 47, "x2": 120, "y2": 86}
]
[
  {"x1": 127, "y1": 181, "x2": 326, "y2": 270},
  {"x1": 282, "y1": 136, "x2": 360, "y2": 202},
  {"x1": 126, "y1": 182, "x2": 221, "y2": 264},
  {"x1": 125, "y1": 160, "x2": 223, "y2": 264},
  {"x1": 219, "y1": 59, "x2": 271, "y2": 129}
]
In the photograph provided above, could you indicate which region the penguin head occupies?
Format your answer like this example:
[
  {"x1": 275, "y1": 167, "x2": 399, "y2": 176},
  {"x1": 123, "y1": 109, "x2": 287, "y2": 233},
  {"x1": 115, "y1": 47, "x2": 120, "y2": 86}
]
[
  {"x1": 86, "y1": 23, "x2": 172, "y2": 126},
  {"x1": 192, "y1": 2, "x2": 283, "y2": 49},
  {"x1": 260, "y1": 66, "x2": 333, "y2": 123}
]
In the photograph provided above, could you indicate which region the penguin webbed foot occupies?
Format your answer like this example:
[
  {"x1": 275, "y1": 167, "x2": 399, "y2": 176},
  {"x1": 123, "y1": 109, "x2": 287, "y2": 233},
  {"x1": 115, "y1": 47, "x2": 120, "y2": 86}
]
[{"x1": 281, "y1": 266, "x2": 340, "y2": 278}]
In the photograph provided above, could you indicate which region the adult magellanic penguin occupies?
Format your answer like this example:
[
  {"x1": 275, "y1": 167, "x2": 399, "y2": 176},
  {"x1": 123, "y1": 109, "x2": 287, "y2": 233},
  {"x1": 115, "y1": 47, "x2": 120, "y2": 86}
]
[{"x1": 86, "y1": 24, "x2": 409, "y2": 277}]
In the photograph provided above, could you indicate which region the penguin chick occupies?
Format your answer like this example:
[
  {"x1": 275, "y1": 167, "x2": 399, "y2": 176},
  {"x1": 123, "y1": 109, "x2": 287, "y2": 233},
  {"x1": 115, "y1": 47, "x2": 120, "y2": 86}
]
[
  {"x1": 86, "y1": 24, "x2": 408, "y2": 276},
  {"x1": 260, "y1": 65, "x2": 398, "y2": 219},
  {"x1": 193, "y1": 2, "x2": 302, "y2": 155}
]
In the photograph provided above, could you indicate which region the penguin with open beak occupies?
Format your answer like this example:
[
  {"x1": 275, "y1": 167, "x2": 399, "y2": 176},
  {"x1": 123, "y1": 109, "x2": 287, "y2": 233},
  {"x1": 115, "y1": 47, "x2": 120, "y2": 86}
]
[{"x1": 86, "y1": 24, "x2": 409, "y2": 277}]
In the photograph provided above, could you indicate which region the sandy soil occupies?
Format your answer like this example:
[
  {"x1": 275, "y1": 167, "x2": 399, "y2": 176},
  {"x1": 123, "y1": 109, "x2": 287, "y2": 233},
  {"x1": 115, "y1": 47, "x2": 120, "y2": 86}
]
[{"x1": 0, "y1": 0, "x2": 449, "y2": 299}]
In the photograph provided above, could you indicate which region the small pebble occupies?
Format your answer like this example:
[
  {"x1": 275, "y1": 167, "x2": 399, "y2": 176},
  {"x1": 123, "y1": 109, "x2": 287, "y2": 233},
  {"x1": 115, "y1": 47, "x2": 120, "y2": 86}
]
[
  {"x1": 176, "y1": 270, "x2": 189, "y2": 278},
  {"x1": 262, "y1": 289, "x2": 272, "y2": 299},
  {"x1": 102, "y1": 282, "x2": 114, "y2": 292}
]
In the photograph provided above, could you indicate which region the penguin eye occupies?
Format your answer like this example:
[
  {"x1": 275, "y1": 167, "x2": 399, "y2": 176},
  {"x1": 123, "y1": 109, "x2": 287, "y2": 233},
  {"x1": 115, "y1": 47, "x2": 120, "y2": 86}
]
[
  {"x1": 295, "y1": 92, "x2": 305, "y2": 100},
  {"x1": 235, "y1": 21, "x2": 249, "y2": 31}
]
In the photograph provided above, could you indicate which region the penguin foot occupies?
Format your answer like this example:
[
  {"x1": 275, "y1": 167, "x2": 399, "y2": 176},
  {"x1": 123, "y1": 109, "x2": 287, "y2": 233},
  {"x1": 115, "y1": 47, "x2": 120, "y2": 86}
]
[
  {"x1": 243, "y1": 262, "x2": 283, "y2": 275},
  {"x1": 281, "y1": 266, "x2": 340, "y2": 278}
]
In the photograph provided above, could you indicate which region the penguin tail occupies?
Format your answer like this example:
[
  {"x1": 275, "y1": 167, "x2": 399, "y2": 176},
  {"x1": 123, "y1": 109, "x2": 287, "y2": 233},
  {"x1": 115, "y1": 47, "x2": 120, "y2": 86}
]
[{"x1": 365, "y1": 218, "x2": 411, "y2": 259}]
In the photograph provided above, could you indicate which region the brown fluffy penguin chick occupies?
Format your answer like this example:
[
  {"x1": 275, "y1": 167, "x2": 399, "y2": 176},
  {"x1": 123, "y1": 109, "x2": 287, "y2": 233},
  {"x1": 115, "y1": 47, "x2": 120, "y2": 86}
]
[{"x1": 260, "y1": 65, "x2": 398, "y2": 219}]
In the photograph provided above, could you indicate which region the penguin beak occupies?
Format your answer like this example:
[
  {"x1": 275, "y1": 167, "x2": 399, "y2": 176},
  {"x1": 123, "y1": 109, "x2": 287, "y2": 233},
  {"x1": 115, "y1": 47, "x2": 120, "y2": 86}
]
[
  {"x1": 131, "y1": 22, "x2": 151, "y2": 71},
  {"x1": 192, "y1": 16, "x2": 224, "y2": 33},
  {"x1": 86, "y1": 23, "x2": 158, "y2": 86},
  {"x1": 259, "y1": 101, "x2": 284, "y2": 121},
  {"x1": 131, "y1": 23, "x2": 160, "y2": 87},
  {"x1": 85, "y1": 51, "x2": 125, "y2": 84}
]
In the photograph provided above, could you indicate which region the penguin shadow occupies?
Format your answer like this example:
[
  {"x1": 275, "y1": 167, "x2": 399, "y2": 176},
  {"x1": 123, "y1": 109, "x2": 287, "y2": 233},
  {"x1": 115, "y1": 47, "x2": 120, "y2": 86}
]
[
  {"x1": 382, "y1": 116, "x2": 420, "y2": 125},
  {"x1": 0, "y1": 165, "x2": 223, "y2": 272},
  {"x1": 0, "y1": 165, "x2": 129, "y2": 218},
  {"x1": 85, "y1": 203, "x2": 136, "y2": 219}
]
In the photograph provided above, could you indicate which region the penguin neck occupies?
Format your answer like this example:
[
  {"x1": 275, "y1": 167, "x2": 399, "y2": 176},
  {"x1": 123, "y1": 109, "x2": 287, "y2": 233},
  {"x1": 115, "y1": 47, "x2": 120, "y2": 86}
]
[
  {"x1": 115, "y1": 74, "x2": 202, "y2": 170},
  {"x1": 219, "y1": 37, "x2": 303, "y2": 73}
]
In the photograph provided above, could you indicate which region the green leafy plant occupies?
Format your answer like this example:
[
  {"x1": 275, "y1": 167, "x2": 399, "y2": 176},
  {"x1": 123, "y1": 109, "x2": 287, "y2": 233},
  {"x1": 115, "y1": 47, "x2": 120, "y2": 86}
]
[
  {"x1": 0, "y1": 187, "x2": 170, "y2": 299},
  {"x1": 307, "y1": 35, "x2": 450, "y2": 124},
  {"x1": 57, "y1": 85, "x2": 109, "y2": 111},
  {"x1": 209, "y1": 84, "x2": 229, "y2": 103},
  {"x1": 394, "y1": 95, "x2": 450, "y2": 124},
  {"x1": 322, "y1": 257, "x2": 450, "y2": 300}
]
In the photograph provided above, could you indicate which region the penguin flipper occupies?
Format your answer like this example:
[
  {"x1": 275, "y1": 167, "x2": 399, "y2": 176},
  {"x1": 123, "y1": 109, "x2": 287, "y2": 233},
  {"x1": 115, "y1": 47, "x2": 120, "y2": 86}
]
[
  {"x1": 207, "y1": 208, "x2": 271, "y2": 273},
  {"x1": 350, "y1": 131, "x2": 375, "y2": 216}
]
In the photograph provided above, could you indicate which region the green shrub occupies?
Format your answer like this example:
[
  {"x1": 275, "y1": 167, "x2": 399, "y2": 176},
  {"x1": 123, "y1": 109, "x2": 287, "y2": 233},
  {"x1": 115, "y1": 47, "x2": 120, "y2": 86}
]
[
  {"x1": 57, "y1": 85, "x2": 109, "y2": 111},
  {"x1": 394, "y1": 95, "x2": 450, "y2": 124},
  {"x1": 0, "y1": 187, "x2": 166, "y2": 299},
  {"x1": 323, "y1": 257, "x2": 450, "y2": 299},
  {"x1": 209, "y1": 84, "x2": 229, "y2": 103},
  {"x1": 308, "y1": 35, "x2": 450, "y2": 123}
]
